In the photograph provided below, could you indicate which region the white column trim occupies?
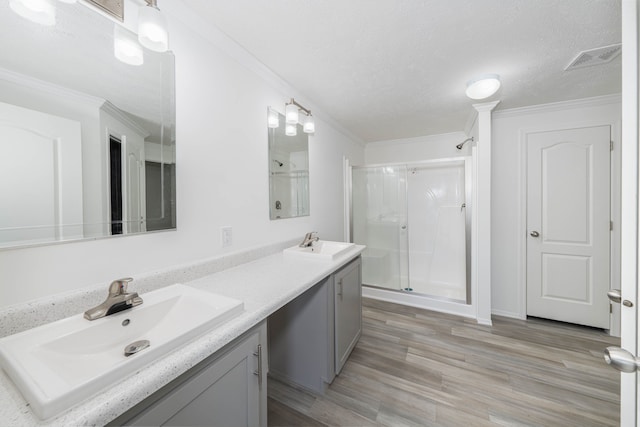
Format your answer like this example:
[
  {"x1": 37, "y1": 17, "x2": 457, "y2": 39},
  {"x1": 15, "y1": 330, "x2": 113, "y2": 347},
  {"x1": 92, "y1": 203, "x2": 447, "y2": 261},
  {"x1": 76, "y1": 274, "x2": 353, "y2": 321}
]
[{"x1": 472, "y1": 100, "x2": 499, "y2": 325}]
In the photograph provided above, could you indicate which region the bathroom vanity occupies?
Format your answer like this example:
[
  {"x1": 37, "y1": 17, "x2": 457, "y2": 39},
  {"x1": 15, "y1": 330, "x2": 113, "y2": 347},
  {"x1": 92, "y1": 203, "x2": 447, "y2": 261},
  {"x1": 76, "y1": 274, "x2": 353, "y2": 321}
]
[{"x1": 0, "y1": 240, "x2": 365, "y2": 426}]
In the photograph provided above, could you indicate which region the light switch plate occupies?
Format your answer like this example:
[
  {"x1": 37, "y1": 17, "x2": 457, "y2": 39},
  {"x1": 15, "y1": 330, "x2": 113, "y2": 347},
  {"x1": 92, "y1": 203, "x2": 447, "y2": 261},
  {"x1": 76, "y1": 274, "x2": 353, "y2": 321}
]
[{"x1": 221, "y1": 226, "x2": 232, "y2": 248}]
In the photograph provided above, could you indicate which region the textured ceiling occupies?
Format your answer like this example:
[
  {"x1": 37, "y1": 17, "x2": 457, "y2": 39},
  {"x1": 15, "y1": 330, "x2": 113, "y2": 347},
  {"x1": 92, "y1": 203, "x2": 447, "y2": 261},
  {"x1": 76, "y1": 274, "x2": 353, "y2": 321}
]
[{"x1": 181, "y1": 0, "x2": 621, "y2": 143}]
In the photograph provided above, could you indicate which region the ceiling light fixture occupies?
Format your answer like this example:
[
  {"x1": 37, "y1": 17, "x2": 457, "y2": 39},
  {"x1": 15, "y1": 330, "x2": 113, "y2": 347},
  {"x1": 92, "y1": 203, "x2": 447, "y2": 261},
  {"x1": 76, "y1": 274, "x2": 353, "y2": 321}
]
[
  {"x1": 285, "y1": 98, "x2": 315, "y2": 134},
  {"x1": 114, "y1": 25, "x2": 144, "y2": 66},
  {"x1": 465, "y1": 74, "x2": 501, "y2": 100},
  {"x1": 138, "y1": 0, "x2": 169, "y2": 53},
  {"x1": 10, "y1": 0, "x2": 56, "y2": 26}
]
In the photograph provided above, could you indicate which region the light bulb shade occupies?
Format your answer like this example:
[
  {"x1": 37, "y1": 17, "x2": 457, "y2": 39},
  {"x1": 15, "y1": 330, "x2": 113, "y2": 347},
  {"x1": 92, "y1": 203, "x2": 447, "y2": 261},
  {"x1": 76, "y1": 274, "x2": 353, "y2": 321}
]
[
  {"x1": 303, "y1": 115, "x2": 315, "y2": 133},
  {"x1": 114, "y1": 25, "x2": 144, "y2": 66},
  {"x1": 285, "y1": 103, "x2": 299, "y2": 124},
  {"x1": 285, "y1": 123, "x2": 297, "y2": 136},
  {"x1": 267, "y1": 108, "x2": 279, "y2": 128},
  {"x1": 138, "y1": 4, "x2": 169, "y2": 52},
  {"x1": 57, "y1": 0, "x2": 77, "y2": 3},
  {"x1": 465, "y1": 74, "x2": 501, "y2": 100},
  {"x1": 10, "y1": 0, "x2": 56, "y2": 26}
]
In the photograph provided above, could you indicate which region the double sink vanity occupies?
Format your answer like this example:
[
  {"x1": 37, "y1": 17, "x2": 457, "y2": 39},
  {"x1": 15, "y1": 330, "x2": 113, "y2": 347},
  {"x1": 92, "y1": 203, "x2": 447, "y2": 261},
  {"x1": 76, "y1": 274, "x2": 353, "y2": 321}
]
[{"x1": 0, "y1": 239, "x2": 364, "y2": 426}]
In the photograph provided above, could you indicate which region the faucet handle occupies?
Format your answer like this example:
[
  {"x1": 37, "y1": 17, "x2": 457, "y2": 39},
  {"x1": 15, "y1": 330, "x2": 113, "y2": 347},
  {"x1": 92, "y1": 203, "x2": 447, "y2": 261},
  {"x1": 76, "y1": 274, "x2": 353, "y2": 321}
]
[{"x1": 108, "y1": 277, "x2": 133, "y2": 296}]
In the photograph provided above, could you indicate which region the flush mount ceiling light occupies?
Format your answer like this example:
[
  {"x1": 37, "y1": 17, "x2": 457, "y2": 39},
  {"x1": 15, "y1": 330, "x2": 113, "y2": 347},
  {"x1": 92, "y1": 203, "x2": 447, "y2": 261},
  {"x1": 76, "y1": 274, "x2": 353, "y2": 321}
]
[
  {"x1": 465, "y1": 74, "x2": 501, "y2": 100},
  {"x1": 10, "y1": 0, "x2": 56, "y2": 26},
  {"x1": 114, "y1": 25, "x2": 144, "y2": 66},
  {"x1": 284, "y1": 98, "x2": 315, "y2": 134},
  {"x1": 138, "y1": 0, "x2": 169, "y2": 52}
]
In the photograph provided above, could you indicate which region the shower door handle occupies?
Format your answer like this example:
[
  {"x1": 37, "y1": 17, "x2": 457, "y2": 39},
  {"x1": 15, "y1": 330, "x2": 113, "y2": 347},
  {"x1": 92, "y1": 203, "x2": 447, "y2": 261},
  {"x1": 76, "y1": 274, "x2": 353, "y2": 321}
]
[{"x1": 530, "y1": 231, "x2": 540, "y2": 237}]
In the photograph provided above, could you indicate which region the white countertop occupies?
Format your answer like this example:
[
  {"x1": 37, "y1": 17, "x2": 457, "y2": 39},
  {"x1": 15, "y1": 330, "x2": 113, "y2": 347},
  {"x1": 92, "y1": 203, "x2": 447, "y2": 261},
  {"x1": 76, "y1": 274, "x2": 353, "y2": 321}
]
[{"x1": 0, "y1": 245, "x2": 365, "y2": 426}]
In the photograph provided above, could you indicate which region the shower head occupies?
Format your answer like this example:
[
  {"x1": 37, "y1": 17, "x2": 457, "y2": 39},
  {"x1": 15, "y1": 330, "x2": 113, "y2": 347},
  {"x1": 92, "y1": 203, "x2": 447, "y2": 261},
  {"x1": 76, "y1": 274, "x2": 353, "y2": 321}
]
[
  {"x1": 456, "y1": 137, "x2": 474, "y2": 150},
  {"x1": 273, "y1": 159, "x2": 284, "y2": 167}
]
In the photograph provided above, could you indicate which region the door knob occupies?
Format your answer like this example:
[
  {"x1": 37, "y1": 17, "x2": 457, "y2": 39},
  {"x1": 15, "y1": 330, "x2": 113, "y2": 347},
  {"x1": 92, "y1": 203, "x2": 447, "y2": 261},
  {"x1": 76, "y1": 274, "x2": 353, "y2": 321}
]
[
  {"x1": 607, "y1": 289, "x2": 634, "y2": 307},
  {"x1": 607, "y1": 289, "x2": 622, "y2": 303},
  {"x1": 604, "y1": 347, "x2": 640, "y2": 373},
  {"x1": 530, "y1": 231, "x2": 540, "y2": 237}
]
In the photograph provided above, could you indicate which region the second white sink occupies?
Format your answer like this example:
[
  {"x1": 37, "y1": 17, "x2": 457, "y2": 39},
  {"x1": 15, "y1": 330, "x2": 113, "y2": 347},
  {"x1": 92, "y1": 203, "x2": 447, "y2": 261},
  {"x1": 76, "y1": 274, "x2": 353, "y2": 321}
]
[
  {"x1": 0, "y1": 284, "x2": 243, "y2": 420},
  {"x1": 284, "y1": 240, "x2": 356, "y2": 260}
]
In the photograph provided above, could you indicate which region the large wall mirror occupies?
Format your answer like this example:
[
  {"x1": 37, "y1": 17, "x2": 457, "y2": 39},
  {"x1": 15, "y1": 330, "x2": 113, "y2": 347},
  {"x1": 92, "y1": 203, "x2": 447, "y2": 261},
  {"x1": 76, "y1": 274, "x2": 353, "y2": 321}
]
[
  {"x1": 268, "y1": 111, "x2": 309, "y2": 220},
  {"x1": 0, "y1": 1, "x2": 176, "y2": 249}
]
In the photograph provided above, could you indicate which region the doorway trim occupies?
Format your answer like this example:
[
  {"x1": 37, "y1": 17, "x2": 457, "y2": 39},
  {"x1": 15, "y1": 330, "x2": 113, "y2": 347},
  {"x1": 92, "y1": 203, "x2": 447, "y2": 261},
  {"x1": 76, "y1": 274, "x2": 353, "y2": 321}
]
[{"x1": 517, "y1": 118, "x2": 621, "y2": 334}]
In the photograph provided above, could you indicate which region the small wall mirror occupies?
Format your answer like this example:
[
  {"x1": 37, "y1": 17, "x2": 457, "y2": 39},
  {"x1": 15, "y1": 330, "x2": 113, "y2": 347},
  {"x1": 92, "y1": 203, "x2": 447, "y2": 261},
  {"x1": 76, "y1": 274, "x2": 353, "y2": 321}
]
[
  {"x1": 268, "y1": 111, "x2": 309, "y2": 220},
  {"x1": 0, "y1": 1, "x2": 176, "y2": 249}
]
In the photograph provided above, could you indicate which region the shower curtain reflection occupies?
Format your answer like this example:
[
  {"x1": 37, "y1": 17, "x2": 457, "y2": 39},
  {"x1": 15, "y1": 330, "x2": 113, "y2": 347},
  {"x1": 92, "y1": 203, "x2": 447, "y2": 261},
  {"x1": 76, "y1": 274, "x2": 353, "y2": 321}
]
[{"x1": 352, "y1": 159, "x2": 470, "y2": 304}]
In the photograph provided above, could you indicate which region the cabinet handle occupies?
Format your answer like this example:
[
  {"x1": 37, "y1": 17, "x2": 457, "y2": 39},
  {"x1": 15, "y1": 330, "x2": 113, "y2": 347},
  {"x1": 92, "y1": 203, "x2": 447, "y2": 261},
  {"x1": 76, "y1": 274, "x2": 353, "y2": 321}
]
[
  {"x1": 253, "y1": 344, "x2": 262, "y2": 388},
  {"x1": 337, "y1": 279, "x2": 343, "y2": 298}
]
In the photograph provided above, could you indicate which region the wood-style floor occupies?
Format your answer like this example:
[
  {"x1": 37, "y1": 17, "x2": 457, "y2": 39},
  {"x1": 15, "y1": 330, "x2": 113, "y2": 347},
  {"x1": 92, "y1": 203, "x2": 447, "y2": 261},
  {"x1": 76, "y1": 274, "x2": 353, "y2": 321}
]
[{"x1": 267, "y1": 298, "x2": 620, "y2": 427}]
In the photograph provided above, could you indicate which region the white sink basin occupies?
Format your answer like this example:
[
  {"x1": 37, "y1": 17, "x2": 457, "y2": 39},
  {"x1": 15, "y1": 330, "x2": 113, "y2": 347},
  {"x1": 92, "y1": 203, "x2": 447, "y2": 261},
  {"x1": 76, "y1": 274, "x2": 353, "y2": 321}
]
[
  {"x1": 284, "y1": 240, "x2": 356, "y2": 260},
  {"x1": 0, "y1": 284, "x2": 243, "y2": 419}
]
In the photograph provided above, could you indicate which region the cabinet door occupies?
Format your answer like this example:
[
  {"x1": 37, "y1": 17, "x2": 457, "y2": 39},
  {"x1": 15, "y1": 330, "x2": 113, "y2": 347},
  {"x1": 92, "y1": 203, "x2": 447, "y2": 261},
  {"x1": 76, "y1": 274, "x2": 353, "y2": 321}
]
[
  {"x1": 334, "y1": 257, "x2": 362, "y2": 374},
  {"x1": 126, "y1": 326, "x2": 265, "y2": 427}
]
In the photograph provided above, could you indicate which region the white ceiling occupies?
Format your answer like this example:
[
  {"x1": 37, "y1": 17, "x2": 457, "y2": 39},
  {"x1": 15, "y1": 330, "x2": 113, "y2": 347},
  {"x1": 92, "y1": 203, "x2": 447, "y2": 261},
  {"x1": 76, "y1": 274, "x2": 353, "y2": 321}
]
[{"x1": 181, "y1": 0, "x2": 621, "y2": 143}]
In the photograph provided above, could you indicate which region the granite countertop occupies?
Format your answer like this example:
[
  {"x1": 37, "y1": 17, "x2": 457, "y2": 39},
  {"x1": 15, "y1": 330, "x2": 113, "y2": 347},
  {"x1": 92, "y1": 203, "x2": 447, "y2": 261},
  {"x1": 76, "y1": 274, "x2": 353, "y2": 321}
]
[{"x1": 0, "y1": 245, "x2": 365, "y2": 426}]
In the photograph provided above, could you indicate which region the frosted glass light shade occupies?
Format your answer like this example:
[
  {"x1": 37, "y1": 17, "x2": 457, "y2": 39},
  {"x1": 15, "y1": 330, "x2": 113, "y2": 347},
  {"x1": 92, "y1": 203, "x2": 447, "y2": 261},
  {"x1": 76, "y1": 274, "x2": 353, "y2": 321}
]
[
  {"x1": 114, "y1": 25, "x2": 144, "y2": 66},
  {"x1": 465, "y1": 74, "x2": 501, "y2": 100},
  {"x1": 138, "y1": 4, "x2": 169, "y2": 52},
  {"x1": 10, "y1": 0, "x2": 56, "y2": 26},
  {"x1": 302, "y1": 115, "x2": 315, "y2": 133},
  {"x1": 285, "y1": 123, "x2": 297, "y2": 136},
  {"x1": 267, "y1": 108, "x2": 279, "y2": 128},
  {"x1": 285, "y1": 103, "x2": 299, "y2": 124},
  {"x1": 57, "y1": 0, "x2": 77, "y2": 3}
]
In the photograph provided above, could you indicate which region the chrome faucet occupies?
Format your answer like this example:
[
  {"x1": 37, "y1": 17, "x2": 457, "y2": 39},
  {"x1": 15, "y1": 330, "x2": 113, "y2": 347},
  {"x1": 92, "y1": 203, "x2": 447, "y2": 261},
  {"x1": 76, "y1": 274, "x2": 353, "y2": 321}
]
[
  {"x1": 299, "y1": 231, "x2": 319, "y2": 248},
  {"x1": 84, "y1": 278, "x2": 143, "y2": 321}
]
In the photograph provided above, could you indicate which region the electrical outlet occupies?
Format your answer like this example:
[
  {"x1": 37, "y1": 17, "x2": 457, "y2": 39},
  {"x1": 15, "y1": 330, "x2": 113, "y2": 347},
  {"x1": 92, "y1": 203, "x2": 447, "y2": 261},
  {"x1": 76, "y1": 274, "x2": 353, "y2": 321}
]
[{"x1": 221, "y1": 226, "x2": 232, "y2": 248}]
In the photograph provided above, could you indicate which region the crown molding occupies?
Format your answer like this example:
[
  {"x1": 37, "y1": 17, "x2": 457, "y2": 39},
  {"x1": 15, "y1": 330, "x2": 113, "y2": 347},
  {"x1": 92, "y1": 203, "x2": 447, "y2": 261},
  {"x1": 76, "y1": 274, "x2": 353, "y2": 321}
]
[
  {"x1": 493, "y1": 94, "x2": 621, "y2": 119},
  {"x1": 0, "y1": 66, "x2": 104, "y2": 109},
  {"x1": 101, "y1": 100, "x2": 151, "y2": 137}
]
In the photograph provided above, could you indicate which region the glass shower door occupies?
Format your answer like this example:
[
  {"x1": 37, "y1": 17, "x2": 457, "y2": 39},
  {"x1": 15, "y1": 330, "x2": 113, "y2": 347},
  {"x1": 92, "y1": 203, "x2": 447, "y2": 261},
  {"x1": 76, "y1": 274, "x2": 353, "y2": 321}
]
[{"x1": 352, "y1": 166, "x2": 409, "y2": 290}]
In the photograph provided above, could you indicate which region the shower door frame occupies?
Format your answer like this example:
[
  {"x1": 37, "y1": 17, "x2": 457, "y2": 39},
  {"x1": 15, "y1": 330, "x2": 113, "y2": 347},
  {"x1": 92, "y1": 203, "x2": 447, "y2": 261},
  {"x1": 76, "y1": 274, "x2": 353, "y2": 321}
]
[{"x1": 349, "y1": 156, "x2": 476, "y2": 318}]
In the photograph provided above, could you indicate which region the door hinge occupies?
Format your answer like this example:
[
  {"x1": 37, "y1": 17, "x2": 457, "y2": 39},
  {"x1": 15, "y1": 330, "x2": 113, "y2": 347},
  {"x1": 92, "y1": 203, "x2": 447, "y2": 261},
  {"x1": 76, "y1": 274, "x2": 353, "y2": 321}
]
[
  {"x1": 610, "y1": 303, "x2": 613, "y2": 313},
  {"x1": 610, "y1": 141, "x2": 614, "y2": 151},
  {"x1": 610, "y1": 221, "x2": 613, "y2": 231}
]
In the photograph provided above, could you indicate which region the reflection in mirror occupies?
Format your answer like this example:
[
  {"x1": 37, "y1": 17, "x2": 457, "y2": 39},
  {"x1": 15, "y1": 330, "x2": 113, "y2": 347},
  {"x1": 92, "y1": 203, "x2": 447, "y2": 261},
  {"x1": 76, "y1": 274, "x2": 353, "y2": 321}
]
[
  {"x1": 268, "y1": 111, "x2": 309, "y2": 220},
  {"x1": 0, "y1": 1, "x2": 176, "y2": 249}
]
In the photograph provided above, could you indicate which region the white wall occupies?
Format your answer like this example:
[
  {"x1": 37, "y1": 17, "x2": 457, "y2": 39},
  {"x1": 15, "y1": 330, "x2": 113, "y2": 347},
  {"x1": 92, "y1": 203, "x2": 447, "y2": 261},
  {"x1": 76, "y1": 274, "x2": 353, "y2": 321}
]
[
  {"x1": 365, "y1": 131, "x2": 471, "y2": 164},
  {"x1": 0, "y1": 0, "x2": 363, "y2": 309},
  {"x1": 491, "y1": 95, "x2": 621, "y2": 318}
]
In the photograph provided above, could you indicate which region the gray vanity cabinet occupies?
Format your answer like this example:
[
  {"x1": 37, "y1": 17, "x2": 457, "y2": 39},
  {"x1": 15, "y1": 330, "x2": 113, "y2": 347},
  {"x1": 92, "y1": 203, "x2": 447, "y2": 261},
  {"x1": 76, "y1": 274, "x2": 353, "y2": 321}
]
[
  {"x1": 268, "y1": 256, "x2": 362, "y2": 393},
  {"x1": 111, "y1": 322, "x2": 267, "y2": 427},
  {"x1": 334, "y1": 257, "x2": 362, "y2": 374}
]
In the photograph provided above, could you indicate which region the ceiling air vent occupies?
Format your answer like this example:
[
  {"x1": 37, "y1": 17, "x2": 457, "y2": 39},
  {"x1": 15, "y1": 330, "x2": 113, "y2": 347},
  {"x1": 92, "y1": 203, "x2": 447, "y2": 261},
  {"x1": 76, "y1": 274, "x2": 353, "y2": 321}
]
[{"x1": 565, "y1": 44, "x2": 622, "y2": 71}]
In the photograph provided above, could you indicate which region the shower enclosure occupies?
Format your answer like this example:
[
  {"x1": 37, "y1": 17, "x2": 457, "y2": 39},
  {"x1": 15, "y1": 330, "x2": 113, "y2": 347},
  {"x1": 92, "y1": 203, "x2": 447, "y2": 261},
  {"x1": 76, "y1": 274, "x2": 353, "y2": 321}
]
[{"x1": 352, "y1": 158, "x2": 472, "y2": 311}]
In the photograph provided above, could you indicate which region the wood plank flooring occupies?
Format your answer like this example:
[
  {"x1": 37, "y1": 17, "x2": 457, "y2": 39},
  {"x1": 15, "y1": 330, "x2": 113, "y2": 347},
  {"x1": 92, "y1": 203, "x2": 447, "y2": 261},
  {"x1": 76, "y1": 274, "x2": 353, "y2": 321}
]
[{"x1": 268, "y1": 298, "x2": 620, "y2": 427}]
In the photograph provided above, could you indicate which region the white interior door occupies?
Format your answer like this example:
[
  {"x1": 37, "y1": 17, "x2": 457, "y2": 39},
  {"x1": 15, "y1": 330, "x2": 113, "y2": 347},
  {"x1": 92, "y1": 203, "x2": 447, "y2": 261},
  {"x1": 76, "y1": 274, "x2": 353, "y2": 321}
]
[
  {"x1": 0, "y1": 101, "x2": 82, "y2": 246},
  {"x1": 526, "y1": 126, "x2": 610, "y2": 328}
]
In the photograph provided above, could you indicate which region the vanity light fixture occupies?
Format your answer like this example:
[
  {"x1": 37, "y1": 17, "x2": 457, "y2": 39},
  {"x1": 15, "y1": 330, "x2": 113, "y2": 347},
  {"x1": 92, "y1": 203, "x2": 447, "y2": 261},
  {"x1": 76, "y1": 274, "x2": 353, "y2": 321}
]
[
  {"x1": 114, "y1": 25, "x2": 144, "y2": 66},
  {"x1": 285, "y1": 123, "x2": 297, "y2": 136},
  {"x1": 285, "y1": 98, "x2": 315, "y2": 134},
  {"x1": 465, "y1": 74, "x2": 501, "y2": 100},
  {"x1": 138, "y1": 0, "x2": 169, "y2": 53},
  {"x1": 267, "y1": 107, "x2": 280, "y2": 128},
  {"x1": 10, "y1": 0, "x2": 56, "y2": 26}
]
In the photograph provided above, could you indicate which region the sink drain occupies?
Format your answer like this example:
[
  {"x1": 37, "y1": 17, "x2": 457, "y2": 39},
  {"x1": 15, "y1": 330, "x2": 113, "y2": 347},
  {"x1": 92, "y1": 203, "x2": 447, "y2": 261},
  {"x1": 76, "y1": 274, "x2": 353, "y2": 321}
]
[{"x1": 124, "y1": 339, "x2": 150, "y2": 357}]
